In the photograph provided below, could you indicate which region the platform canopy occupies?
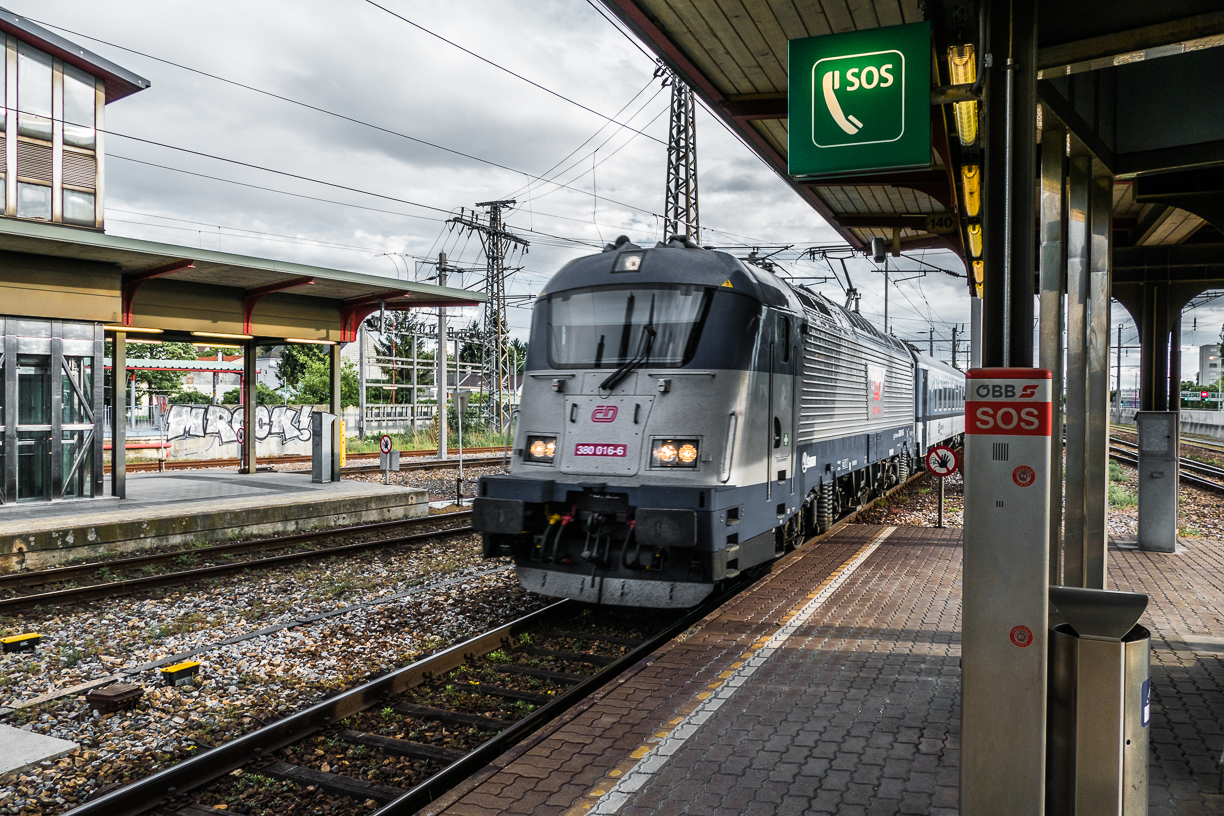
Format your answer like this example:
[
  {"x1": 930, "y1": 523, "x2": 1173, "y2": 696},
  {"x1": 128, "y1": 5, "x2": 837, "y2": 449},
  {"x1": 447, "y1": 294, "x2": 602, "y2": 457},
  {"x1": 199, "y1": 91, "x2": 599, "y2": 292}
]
[
  {"x1": 600, "y1": 1, "x2": 1224, "y2": 267},
  {"x1": 0, "y1": 218, "x2": 483, "y2": 343}
]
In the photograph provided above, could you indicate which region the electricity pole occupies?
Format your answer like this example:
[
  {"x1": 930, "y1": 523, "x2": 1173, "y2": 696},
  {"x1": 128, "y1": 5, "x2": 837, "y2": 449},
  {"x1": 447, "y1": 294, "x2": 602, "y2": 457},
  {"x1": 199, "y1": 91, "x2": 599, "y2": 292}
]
[
  {"x1": 660, "y1": 66, "x2": 699, "y2": 241},
  {"x1": 450, "y1": 202, "x2": 529, "y2": 431},
  {"x1": 929, "y1": 328, "x2": 935, "y2": 355},
  {"x1": 437, "y1": 252, "x2": 448, "y2": 460},
  {"x1": 951, "y1": 325, "x2": 959, "y2": 369}
]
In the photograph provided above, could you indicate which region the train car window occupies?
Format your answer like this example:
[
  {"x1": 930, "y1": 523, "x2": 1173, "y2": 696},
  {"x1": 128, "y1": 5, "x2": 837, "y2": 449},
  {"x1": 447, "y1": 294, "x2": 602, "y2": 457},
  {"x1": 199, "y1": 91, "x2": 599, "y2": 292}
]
[
  {"x1": 546, "y1": 285, "x2": 714, "y2": 369},
  {"x1": 778, "y1": 316, "x2": 790, "y2": 362}
]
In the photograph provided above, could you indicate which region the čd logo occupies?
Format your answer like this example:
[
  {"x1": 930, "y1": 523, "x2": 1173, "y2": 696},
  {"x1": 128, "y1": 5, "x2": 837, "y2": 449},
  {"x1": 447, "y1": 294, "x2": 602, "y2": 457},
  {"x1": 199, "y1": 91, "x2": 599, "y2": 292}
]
[
  {"x1": 591, "y1": 405, "x2": 618, "y2": 423},
  {"x1": 811, "y1": 49, "x2": 905, "y2": 148}
]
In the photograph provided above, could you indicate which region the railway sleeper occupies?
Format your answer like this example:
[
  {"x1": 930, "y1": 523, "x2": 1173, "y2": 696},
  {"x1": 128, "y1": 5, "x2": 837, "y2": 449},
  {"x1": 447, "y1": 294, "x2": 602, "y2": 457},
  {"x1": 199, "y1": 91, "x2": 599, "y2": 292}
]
[
  {"x1": 522, "y1": 645, "x2": 617, "y2": 666},
  {"x1": 498, "y1": 664, "x2": 588, "y2": 684},
  {"x1": 392, "y1": 702, "x2": 513, "y2": 731},
  {"x1": 337, "y1": 729, "x2": 465, "y2": 764},
  {"x1": 261, "y1": 760, "x2": 406, "y2": 804},
  {"x1": 473, "y1": 684, "x2": 552, "y2": 705},
  {"x1": 542, "y1": 629, "x2": 646, "y2": 646}
]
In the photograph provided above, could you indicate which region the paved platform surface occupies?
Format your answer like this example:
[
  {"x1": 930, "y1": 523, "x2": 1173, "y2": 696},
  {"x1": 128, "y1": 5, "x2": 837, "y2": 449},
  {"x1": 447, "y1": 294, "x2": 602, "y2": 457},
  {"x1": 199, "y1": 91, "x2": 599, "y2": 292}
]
[
  {"x1": 425, "y1": 525, "x2": 1224, "y2": 816},
  {"x1": 0, "y1": 723, "x2": 77, "y2": 777},
  {"x1": 0, "y1": 471, "x2": 412, "y2": 533}
]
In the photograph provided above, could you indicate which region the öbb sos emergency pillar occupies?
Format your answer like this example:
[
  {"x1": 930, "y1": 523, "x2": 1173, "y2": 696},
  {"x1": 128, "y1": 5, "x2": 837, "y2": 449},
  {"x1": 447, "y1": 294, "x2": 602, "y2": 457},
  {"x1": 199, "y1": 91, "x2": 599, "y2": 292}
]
[{"x1": 961, "y1": 368, "x2": 1052, "y2": 815}]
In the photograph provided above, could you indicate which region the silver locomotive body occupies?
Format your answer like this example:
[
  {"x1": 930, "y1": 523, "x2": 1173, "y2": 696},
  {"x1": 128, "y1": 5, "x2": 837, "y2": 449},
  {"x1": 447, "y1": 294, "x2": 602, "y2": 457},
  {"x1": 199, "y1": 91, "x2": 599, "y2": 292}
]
[{"x1": 474, "y1": 238, "x2": 923, "y2": 608}]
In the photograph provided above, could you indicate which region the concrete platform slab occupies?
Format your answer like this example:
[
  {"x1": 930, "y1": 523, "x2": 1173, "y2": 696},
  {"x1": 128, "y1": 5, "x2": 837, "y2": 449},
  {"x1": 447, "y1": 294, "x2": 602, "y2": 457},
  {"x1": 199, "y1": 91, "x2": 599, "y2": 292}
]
[
  {"x1": 0, "y1": 471, "x2": 427, "y2": 571},
  {"x1": 425, "y1": 525, "x2": 1224, "y2": 816},
  {"x1": 0, "y1": 723, "x2": 77, "y2": 777}
]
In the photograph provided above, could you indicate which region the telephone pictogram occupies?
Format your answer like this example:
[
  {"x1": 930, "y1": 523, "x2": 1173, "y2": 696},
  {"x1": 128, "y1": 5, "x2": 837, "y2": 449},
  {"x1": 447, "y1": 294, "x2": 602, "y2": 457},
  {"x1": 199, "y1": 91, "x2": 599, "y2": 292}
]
[{"x1": 820, "y1": 64, "x2": 896, "y2": 136}]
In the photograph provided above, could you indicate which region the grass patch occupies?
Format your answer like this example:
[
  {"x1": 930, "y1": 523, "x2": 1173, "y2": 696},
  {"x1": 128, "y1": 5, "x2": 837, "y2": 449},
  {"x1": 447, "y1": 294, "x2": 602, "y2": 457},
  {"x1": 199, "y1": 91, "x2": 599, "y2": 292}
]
[
  {"x1": 1108, "y1": 483, "x2": 1137, "y2": 508},
  {"x1": 1108, "y1": 461, "x2": 1128, "y2": 483}
]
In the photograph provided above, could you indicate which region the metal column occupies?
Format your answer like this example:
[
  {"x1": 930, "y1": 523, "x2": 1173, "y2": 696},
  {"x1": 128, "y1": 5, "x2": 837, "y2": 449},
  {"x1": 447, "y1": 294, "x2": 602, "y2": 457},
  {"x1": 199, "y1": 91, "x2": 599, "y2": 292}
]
[
  {"x1": 970, "y1": 297, "x2": 983, "y2": 369},
  {"x1": 330, "y1": 342, "x2": 342, "y2": 481},
  {"x1": 437, "y1": 254, "x2": 448, "y2": 460},
  {"x1": 1038, "y1": 128, "x2": 1066, "y2": 584},
  {"x1": 111, "y1": 331, "x2": 126, "y2": 498},
  {"x1": 242, "y1": 342, "x2": 257, "y2": 475},
  {"x1": 1064, "y1": 157, "x2": 1090, "y2": 586},
  {"x1": 1084, "y1": 177, "x2": 1113, "y2": 587},
  {"x1": 981, "y1": 0, "x2": 1037, "y2": 368}
]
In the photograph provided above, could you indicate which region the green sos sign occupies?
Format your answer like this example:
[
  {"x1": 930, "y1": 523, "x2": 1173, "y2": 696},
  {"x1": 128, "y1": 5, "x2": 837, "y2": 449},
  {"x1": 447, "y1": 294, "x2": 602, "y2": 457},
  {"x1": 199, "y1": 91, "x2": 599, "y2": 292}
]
[{"x1": 788, "y1": 22, "x2": 931, "y2": 178}]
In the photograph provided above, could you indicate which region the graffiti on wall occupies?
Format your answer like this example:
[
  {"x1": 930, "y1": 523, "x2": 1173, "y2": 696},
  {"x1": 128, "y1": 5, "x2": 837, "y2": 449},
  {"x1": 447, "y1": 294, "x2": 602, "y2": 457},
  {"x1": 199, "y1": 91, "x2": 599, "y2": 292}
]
[{"x1": 166, "y1": 404, "x2": 315, "y2": 444}]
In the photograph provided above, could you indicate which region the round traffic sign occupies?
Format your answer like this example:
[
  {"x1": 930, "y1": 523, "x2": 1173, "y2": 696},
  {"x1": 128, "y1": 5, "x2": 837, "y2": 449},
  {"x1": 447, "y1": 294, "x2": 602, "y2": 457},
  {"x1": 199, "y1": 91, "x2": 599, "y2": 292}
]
[
  {"x1": 236, "y1": 427, "x2": 245, "y2": 445},
  {"x1": 925, "y1": 445, "x2": 958, "y2": 478},
  {"x1": 1202, "y1": 390, "x2": 1211, "y2": 401},
  {"x1": 379, "y1": 434, "x2": 393, "y2": 455}
]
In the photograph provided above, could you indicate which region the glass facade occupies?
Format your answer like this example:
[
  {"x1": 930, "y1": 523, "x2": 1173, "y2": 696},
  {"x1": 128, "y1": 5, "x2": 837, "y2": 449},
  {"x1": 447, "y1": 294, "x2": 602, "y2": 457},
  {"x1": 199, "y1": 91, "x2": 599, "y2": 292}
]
[
  {"x1": 0, "y1": 319, "x2": 103, "y2": 505},
  {"x1": 5, "y1": 37, "x2": 102, "y2": 228}
]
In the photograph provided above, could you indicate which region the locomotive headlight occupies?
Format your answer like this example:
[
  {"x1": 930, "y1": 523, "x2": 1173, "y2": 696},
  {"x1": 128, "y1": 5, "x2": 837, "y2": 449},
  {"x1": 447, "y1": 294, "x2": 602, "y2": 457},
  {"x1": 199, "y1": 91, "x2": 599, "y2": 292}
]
[
  {"x1": 651, "y1": 438, "x2": 699, "y2": 468},
  {"x1": 526, "y1": 435, "x2": 557, "y2": 463}
]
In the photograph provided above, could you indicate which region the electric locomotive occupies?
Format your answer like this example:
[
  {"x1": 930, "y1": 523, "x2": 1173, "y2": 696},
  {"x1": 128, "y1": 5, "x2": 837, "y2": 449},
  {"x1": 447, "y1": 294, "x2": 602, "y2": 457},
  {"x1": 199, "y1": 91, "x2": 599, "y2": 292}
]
[{"x1": 474, "y1": 235, "x2": 955, "y2": 608}]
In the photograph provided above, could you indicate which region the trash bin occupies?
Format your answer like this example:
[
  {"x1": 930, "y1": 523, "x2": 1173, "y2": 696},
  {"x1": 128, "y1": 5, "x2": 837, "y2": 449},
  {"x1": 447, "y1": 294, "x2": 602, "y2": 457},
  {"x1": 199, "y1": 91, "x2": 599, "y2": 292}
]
[
  {"x1": 1047, "y1": 586, "x2": 1151, "y2": 816},
  {"x1": 311, "y1": 411, "x2": 336, "y2": 483}
]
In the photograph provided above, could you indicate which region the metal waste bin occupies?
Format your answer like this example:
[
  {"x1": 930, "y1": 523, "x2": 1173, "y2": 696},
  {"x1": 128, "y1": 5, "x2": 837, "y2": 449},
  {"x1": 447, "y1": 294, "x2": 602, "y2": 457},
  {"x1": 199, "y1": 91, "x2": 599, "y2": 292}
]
[
  {"x1": 1047, "y1": 586, "x2": 1151, "y2": 816},
  {"x1": 311, "y1": 411, "x2": 337, "y2": 483}
]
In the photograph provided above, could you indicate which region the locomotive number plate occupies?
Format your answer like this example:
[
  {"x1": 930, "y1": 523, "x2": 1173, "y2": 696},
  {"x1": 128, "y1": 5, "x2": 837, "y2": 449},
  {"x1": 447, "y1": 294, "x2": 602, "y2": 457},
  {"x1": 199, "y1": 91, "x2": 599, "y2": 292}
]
[{"x1": 574, "y1": 443, "x2": 627, "y2": 457}]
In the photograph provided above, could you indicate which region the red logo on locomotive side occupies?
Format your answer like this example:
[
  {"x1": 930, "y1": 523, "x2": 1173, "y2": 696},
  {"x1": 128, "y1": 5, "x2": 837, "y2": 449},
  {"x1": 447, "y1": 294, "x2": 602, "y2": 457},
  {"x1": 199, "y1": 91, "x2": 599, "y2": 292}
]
[{"x1": 591, "y1": 406, "x2": 618, "y2": 423}]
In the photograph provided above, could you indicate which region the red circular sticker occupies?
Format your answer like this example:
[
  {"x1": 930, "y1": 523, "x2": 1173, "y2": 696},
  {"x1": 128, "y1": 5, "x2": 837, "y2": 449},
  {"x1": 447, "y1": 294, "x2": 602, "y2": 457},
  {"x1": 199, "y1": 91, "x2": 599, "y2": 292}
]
[
  {"x1": 1012, "y1": 466, "x2": 1036, "y2": 488},
  {"x1": 1010, "y1": 626, "x2": 1033, "y2": 647}
]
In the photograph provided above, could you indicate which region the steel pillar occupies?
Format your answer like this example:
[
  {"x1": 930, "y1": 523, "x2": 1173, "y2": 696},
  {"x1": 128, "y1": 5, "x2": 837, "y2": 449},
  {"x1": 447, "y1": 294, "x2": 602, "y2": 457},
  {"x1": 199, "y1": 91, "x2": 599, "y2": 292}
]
[
  {"x1": 1038, "y1": 129, "x2": 1066, "y2": 584},
  {"x1": 110, "y1": 330, "x2": 126, "y2": 499},
  {"x1": 330, "y1": 342, "x2": 342, "y2": 481},
  {"x1": 1064, "y1": 157, "x2": 1090, "y2": 585},
  {"x1": 242, "y1": 341, "x2": 257, "y2": 475},
  {"x1": 981, "y1": 0, "x2": 1037, "y2": 368},
  {"x1": 1084, "y1": 176, "x2": 1113, "y2": 587}
]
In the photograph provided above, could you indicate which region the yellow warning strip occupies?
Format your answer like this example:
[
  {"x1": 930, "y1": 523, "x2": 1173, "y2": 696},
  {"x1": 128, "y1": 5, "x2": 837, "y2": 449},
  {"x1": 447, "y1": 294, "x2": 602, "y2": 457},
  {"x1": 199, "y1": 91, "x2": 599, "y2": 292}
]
[{"x1": 562, "y1": 527, "x2": 896, "y2": 815}]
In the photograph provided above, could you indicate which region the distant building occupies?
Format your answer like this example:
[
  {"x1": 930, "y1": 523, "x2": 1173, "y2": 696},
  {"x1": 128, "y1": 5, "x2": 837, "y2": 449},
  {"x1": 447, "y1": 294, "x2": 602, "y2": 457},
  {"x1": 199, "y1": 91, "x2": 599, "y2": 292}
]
[{"x1": 1200, "y1": 344, "x2": 1223, "y2": 386}]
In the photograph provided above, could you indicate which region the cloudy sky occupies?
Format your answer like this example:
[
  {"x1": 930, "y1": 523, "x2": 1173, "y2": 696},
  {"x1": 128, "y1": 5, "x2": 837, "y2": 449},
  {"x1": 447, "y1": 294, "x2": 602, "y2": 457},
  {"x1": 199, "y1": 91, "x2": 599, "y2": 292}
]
[{"x1": 18, "y1": 0, "x2": 1223, "y2": 385}]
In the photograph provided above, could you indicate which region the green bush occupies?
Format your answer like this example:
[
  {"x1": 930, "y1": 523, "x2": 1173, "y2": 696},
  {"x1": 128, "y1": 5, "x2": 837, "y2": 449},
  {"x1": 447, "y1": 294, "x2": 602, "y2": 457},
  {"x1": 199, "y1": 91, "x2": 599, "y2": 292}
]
[
  {"x1": 1107, "y1": 483, "x2": 1137, "y2": 507},
  {"x1": 1108, "y1": 461, "x2": 1127, "y2": 483}
]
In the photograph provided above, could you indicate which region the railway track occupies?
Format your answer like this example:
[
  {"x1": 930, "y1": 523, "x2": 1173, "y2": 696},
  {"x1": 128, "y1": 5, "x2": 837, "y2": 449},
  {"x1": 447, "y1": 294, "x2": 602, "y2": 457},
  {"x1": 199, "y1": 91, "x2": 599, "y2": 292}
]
[
  {"x1": 54, "y1": 460, "x2": 927, "y2": 816},
  {"x1": 0, "y1": 512, "x2": 474, "y2": 614},
  {"x1": 106, "y1": 446, "x2": 506, "y2": 474},
  {"x1": 1108, "y1": 437, "x2": 1224, "y2": 494},
  {"x1": 341, "y1": 455, "x2": 503, "y2": 475}
]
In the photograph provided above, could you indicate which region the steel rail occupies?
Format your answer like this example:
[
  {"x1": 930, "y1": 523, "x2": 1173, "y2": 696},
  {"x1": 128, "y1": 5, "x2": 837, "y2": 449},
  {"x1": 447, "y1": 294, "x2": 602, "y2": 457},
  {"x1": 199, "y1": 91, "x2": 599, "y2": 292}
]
[
  {"x1": 0, "y1": 521, "x2": 474, "y2": 614},
  {"x1": 61, "y1": 602, "x2": 573, "y2": 816},
  {"x1": 63, "y1": 463, "x2": 930, "y2": 816},
  {"x1": 0, "y1": 511, "x2": 472, "y2": 591},
  {"x1": 1108, "y1": 447, "x2": 1224, "y2": 494},
  {"x1": 340, "y1": 456, "x2": 504, "y2": 474},
  {"x1": 1109, "y1": 436, "x2": 1224, "y2": 482}
]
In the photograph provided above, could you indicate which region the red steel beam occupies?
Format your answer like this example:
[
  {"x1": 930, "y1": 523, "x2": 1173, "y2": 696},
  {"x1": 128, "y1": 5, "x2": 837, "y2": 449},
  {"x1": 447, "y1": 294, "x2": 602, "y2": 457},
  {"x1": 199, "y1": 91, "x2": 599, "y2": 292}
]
[
  {"x1": 242, "y1": 276, "x2": 316, "y2": 334},
  {"x1": 121, "y1": 260, "x2": 194, "y2": 326}
]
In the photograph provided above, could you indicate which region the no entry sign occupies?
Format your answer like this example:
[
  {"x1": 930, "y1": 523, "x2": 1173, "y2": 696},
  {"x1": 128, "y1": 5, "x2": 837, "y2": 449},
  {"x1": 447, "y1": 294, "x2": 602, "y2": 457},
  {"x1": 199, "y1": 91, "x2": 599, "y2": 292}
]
[{"x1": 925, "y1": 445, "x2": 958, "y2": 477}]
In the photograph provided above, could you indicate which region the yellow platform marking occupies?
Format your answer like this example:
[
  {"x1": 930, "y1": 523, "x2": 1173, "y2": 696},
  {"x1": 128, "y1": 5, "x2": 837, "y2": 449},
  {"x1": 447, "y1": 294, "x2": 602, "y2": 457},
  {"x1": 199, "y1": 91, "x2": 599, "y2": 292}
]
[{"x1": 564, "y1": 527, "x2": 897, "y2": 816}]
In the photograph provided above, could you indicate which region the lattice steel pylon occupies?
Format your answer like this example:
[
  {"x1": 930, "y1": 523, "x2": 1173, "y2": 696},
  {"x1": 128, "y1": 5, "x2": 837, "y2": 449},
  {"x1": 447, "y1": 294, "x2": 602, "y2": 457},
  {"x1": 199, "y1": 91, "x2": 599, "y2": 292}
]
[
  {"x1": 449, "y1": 201, "x2": 529, "y2": 431},
  {"x1": 660, "y1": 66, "x2": 699, "y2": 242}
]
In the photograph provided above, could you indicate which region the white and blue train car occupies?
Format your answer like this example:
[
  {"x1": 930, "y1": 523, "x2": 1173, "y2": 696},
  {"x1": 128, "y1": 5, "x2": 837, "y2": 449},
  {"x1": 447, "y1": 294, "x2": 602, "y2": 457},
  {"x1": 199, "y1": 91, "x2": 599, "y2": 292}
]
[{"x1": 473, "y1": 237, "x2": 961, "y2": 608}]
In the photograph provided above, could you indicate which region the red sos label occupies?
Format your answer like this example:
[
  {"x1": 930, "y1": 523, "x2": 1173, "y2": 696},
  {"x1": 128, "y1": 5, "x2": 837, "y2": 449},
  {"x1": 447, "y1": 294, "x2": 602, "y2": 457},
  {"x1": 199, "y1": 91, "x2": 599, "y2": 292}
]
[{"x1": 965, "y1": 401, "x2": 1051, "y2": 436}]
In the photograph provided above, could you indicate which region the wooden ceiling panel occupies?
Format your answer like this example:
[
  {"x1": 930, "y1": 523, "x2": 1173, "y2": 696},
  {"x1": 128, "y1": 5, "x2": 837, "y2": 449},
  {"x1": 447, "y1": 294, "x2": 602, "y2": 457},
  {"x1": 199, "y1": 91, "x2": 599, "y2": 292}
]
[{"x1": 656, "y1": 1, "x2": 755, "y2": 92}]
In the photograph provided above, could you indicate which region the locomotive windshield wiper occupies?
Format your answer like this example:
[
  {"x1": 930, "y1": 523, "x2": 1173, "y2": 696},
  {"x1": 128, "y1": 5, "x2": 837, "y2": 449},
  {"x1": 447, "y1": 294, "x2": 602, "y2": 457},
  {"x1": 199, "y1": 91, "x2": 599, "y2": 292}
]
[{"x1": 599, "y1": 295, "x2": 655, "y2": 391}]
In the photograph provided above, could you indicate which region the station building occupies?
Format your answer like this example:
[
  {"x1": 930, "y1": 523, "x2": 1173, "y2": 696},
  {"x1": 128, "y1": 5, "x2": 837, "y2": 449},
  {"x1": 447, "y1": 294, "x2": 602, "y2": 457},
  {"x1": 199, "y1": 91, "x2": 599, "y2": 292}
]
[{"x1": 0, "y1": 11, "x2": 480, "y2": 505}]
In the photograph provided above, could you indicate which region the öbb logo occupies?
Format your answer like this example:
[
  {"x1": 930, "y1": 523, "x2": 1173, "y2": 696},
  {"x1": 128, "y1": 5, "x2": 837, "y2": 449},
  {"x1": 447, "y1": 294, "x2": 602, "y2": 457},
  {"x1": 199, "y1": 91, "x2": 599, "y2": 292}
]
[
  {"x1": 591, "y1": 405, "x2": 618, "y2": 423},
  {"x1": 974, "y1": 384, "x2": 1039, "y2": 399}
]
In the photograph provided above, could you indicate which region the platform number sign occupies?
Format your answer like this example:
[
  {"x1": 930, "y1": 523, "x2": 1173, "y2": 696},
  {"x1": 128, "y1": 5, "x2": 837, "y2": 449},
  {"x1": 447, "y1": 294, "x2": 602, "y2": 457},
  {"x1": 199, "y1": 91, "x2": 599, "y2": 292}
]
[
  {"x1": 379, "y1": 434, "x2": 393, "y2": 455},
  {"x1": 925, "y1": 445, "x2": 958, "y2": 477},
  {"x1": 788, "y1": 22, "x2": 931, "y2": 177}
]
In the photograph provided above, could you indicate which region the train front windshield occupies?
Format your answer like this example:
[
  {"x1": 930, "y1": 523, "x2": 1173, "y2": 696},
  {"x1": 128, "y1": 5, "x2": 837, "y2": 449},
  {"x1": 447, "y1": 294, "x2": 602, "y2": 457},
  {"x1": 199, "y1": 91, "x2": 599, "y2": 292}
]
[{"x1": 547, "y1": 285, "x2": 713, "y2": 369}]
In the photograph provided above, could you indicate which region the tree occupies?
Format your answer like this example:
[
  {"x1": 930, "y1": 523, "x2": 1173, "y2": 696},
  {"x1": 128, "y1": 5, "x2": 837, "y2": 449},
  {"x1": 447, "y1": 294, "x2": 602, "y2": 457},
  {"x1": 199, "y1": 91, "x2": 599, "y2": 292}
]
[
  {"x1": 220, "y1": 382, "x2": 285, "y2": 405},
  {"x1": 368, "y1": 312, "x2": 432, "y2": 404},
  {"x1": 170, "y1": 389, "x2": 214, "y2": 405},
  {"x1": 508, "y1": 337, "x2": 528, "y2": 373},
  {"x1": 277, "y1": 344, "x2": 329, "y2": 392},
  {"x1": 459, "y1": 319, "x2": 484, "y2": 364},
  {"x1": 294, "y1": 357, "x2": 360, "y2": 407},
  {"x1": 106, "y1": 341, "x2": 200, "y2": 403}
]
